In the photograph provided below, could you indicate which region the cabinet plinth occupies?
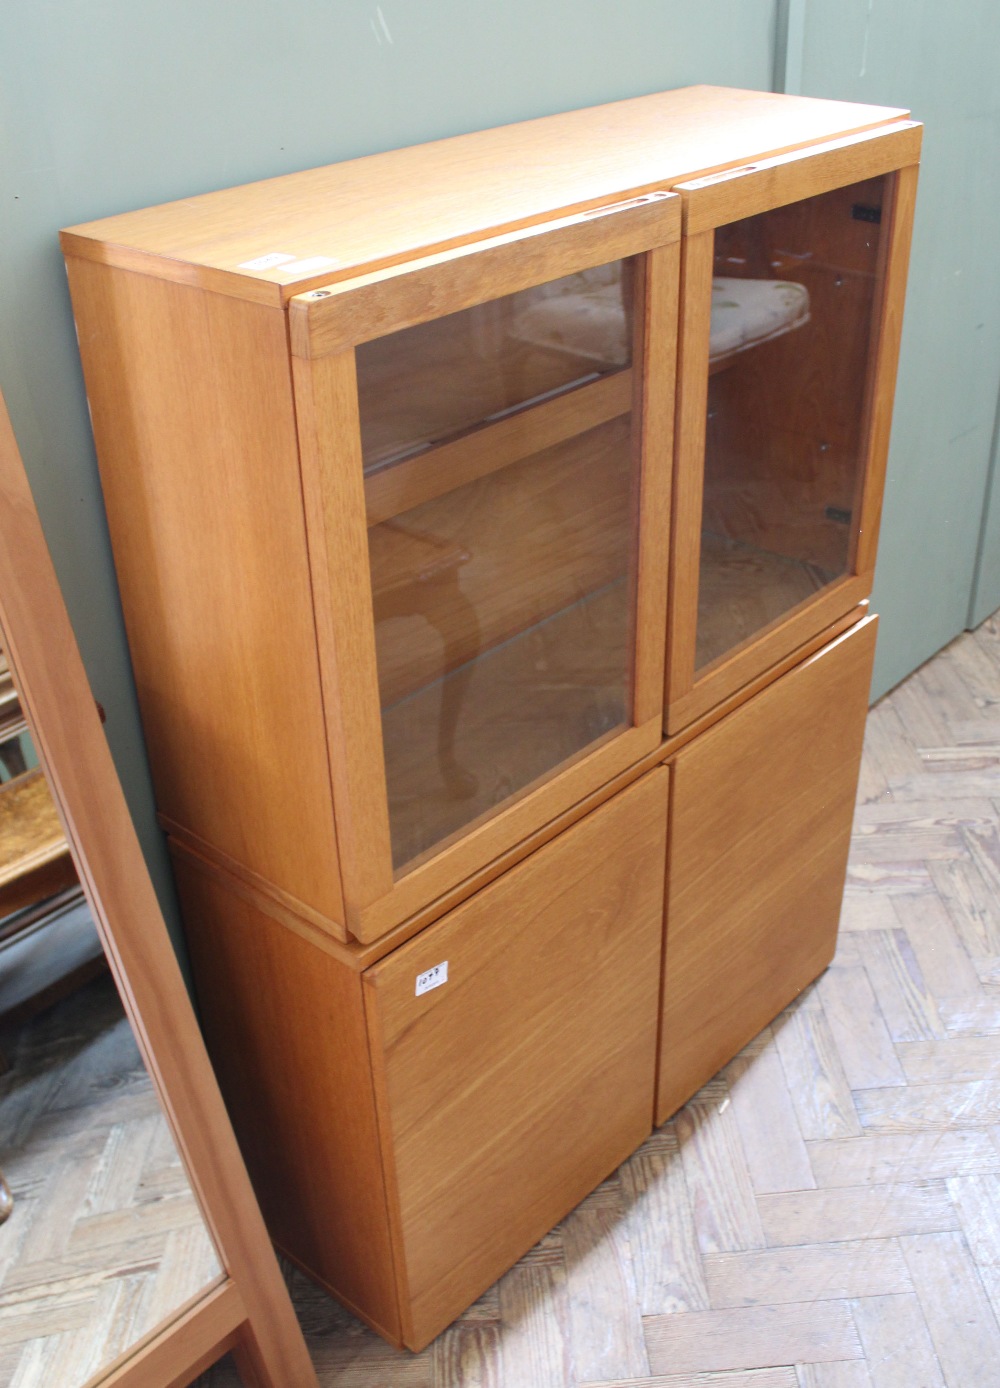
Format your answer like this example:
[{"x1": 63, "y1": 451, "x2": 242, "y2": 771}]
[{"x1": 62, "y1": 85, "x2": 918, "y2": 1348}]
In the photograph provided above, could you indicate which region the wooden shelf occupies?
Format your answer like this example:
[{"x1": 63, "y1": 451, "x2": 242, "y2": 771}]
[
  {"x1": 370, "y1": 414, "x2": 633, "y2": 709},
  {"x1": 357, "y1": 293, "x2": 629, "y2": 473},
  {"x1": 364, "y1": 369, "x2": 632, "y2": 526}
]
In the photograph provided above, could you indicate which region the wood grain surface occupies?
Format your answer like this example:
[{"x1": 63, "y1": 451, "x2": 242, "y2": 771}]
[
  {"x1": 173, "y1": 857, "x2": 403, "y2": 1344},
  {"x1": 657, "y1": 616, "x2": 878, "y2": 1124},
  {"x1": 63, "y1": 257, "x2": 346, "y2": 931},
  {"x1": 364, "y1": 769, "x2": 669, "y2": 1349},
  {"x1": 60, "y1": 88, "x2": 907, "y2": 302},
  {"x1": 187, "y1": 610, "x2": 1000, "y2": 1388},
  {"x1": 20, "y1": 608, "x2": 1000, "y2": 1388}
]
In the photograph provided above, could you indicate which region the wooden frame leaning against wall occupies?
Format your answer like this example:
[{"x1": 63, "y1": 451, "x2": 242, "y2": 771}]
[{"x1": 0, "y1": 389, "x2": 319, "y2": 1388}]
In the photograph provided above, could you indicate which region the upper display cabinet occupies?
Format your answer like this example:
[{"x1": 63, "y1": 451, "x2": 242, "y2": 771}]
[
  {"x1": 60, "y1": 87, "x2": 919, "y2": 945},
  {"x1": 287, "y1": 194, "x2": 679, "y2": 934},
  {"x1": 665, "y1": 124, "x2": 919, "y2": 731}
]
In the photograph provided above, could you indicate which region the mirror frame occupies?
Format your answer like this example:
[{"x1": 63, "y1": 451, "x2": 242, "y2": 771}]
[{"x1": 0, "y1": 389, "x2": 318, "y2": 1387}]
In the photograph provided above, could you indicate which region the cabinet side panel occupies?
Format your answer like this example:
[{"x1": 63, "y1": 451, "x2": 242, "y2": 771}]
[
  {"x1": 364, "y1": 768, "x2": 668, "y2": 1350},
  {"x1": 657, "y1": 616, "x2": 877, "y2": 1125},
  {"x1": 172, "y1": 857, "x2": 400, "y2": 1341},
  {"x1": 65, "y1": 258, "x2": 345, "y2": 928}
]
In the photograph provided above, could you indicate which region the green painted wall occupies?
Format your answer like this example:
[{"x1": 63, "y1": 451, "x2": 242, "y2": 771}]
[
  {"x1": 796, "y1": 0, "x2": 1000, "y2": 696},
  {"x1": 0, "y1": 2, "x2": 777, "y2": 947},
  {"x1": 969, "y1": 391, "x2": 1000, "y2": 626}
]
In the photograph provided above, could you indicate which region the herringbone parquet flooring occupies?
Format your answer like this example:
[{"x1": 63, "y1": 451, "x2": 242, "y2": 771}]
[
  {"x1": 0, "y1": 972, "x2": 221, "y2": 1387},
  {"x1": 8, "y1": 612, "x2": 1000, "y2": 1388},
  {"x1": 198, "y1": 613, "x2": 1000, "y2": 1388}
]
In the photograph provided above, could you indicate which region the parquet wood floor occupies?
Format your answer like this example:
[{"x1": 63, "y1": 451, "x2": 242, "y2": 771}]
[
  {"x1": 0, "y1": 971, "x2": 221, "y2": 1387},
  {"x1": 199, "y1": 613, "x2": 1000, "y2": 1388},
  {"x1": 8, "y1": 611, "x2": 1000, "y2": 1387}
]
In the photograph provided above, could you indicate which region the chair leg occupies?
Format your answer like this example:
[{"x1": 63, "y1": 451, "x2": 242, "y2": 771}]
[{"x1": 0, "y1": 1167, "x2": 13, "y2": 1224}]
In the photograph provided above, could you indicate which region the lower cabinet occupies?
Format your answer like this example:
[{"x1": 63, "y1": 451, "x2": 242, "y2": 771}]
[
  {"x1": 176, "y1": 766, "x2": 668, "y2": 1351},
  {"x1": 657, "y1": 615, "x2": 878, "y2": 1124},
  {"x1": 175, "y1": 617, "x2": 875, "y2": 1351}
]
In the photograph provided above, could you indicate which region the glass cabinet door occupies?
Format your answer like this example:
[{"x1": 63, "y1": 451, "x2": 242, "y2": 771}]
[
  {"x1": 292, "y1": 191, "x2": 677, "y2": 936},
  {"x1": 356, "y1": 261, "x2": 643, "y2": 872},
  {"x1": 666, "y1": 125, "x2": 919, "y2": 733},
  {"x1": 695, "y1": 175, "x2": 887, "y2": 671}
]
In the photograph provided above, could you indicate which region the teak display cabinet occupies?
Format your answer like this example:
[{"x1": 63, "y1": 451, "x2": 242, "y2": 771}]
[{"x1": 61, "y1": 86, "x2": 919, "y2": 1350}]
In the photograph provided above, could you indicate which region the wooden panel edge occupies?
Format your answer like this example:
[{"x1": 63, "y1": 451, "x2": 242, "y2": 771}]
[
  {"x1": 167, "y1": 835, "x2": 360, "y2": 966},
  {"x1": 272, "y1": 1243, "x2": 404, "y2": 1349},
  {"x1": 161, "y1": 815, "x2": 347, "y2": 941},
  {"x1": 664, "y1": 229, "x2": 714, "y2": 715},
  {"x1": 853, "y1": 161, "x2": 920, "y2": 575},
  {"x1": 680, "y1": 121, "x2": 922, "y2": 234},
  {"x1": 291, "y1": 350, "x2": 396, "y2": 921},
  {"x1": 666, "y1": 574, "x2": 871, "y2": 733},
  {"x1": 80, "y1": 1280, "x2": 243, "y2": 1388},
  {"x1": 60, "y1": 238, "x2": 284, "y2": 307},
  {"x1": 365, "y1": 369, "x2": 632, "y2": 526},
  {"x1": 631, "y1": 241, "x2": 677, "y2": 725},
  {"x1": 290, "y1": 192, "x2": 681, "y2": 358}
]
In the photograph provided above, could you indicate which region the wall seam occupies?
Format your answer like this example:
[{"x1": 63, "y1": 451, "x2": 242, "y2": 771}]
[
  {"x1": 967, "y1": 372, "x2": 1000, "y2": 628},
  {"x1": 773, "y1": 0, "x2": 807, "y2": 95}
]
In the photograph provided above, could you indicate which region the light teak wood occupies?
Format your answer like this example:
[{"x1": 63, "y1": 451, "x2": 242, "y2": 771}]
[
  {"x1": 62, "y1": 87, "x2": 919, "y2": 942},
  {"x1": 656, "y1": 615, "x2": 878, "y2": 1125},
  {"x1": 53, "y1": 85, "x2": 920, "y2": 1364},
  {"x1": 364, "y1": 767, "x2": 668, "y2": 1349},
  {"x1": 287, "y1": 197, "x2": 677, "y2": 932},
  {"x1": 64, "y1": 256, "x2": 347, "y2": 933},
  {"x1": 290, "y1": 347, "x2": 395, "y2": 926},
  {"x1": 676, "y1": 121, "x2": 921, "y2": 235},
  {"x1": 172, "y1": 770, "x2": 666, "y2": 1353},
  {"x1": 173, "y1": 856, "x2": 403, "y2": 1342},
  {"x1": 60, "y1": 86, "x2": 908, "y2": 303},
  {"x1": 287, "y1": 191, "x2": 679, "y2": 357},
  {"x1": 0, "y1": 389, "x2": 318, "y2": 1386},
  {"x1": 167, "y1": 602, "x2": 869, "y2": 982},
  {"x1": 665, "y1": 121, "x2": 919, "y2": 733}
]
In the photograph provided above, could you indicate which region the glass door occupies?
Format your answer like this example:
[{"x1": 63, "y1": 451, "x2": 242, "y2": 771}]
[
  {"x1": 696, "y1": 173, "x2": 887, "y2": 670},
  {"x1": 358, "y1": 260, "x2": 639, "y2": 871},
  {"x1": 291, "y1": 195, "x2": 679, "y2": 938},
  {"x1": 666, "y1": 124, "x2": 920, "y2": 732}
]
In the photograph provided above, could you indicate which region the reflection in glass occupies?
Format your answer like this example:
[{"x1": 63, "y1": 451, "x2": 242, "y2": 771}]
[
  {"x1": 696, "y1": 175, "x2": 887, "y2": 670},
  {"x1": 356, "y1": 261, "x2": 641, "y2": 871},
  {"x1": 0, "y1": 721, "x2": 221, "y2": 1385}
]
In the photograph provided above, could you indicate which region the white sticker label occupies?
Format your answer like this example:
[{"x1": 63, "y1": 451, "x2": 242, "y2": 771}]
[
  {"x1": 237, "y1": 252, "x2": 297, "y2": 271},
  {"x1": 415, "y1": 961, "x2": 448, "y2": 997},
  {"x1": 272, "y1": 255, "x2": 338, "y2": 276}
]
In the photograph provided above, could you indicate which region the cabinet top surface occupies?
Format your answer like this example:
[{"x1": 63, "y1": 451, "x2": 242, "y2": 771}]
[{"x1": 61, "y1": 85, "x2": 910, "y2": 306}]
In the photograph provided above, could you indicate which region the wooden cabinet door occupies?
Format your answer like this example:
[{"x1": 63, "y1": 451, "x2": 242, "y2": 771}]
[
  {"x1": 657, "y1": 616, "x2": 877, "y2": 1126},
  {"x1": 363, "y1": 768, "x2": 668, "y2": 1350},
  {"x1": 666, "y1": 122, "x2": 919, "y2": 732},
  {"x1": 289, "y1": 194, "x2": 680, "y2": 943}
]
